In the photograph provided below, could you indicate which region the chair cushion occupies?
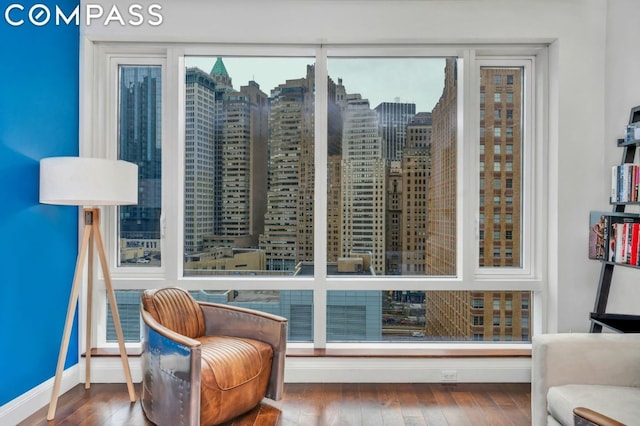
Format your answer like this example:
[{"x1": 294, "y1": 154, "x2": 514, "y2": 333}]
[
  {"x1": 547, "y1": 384, "x2": 640, "y2": 426},
  {"x1": 198, "y1": 335, "x2": 273, "y2": 425},
  {"x1": 141, "y1": 287, "x2": 205, "y2": 338}
]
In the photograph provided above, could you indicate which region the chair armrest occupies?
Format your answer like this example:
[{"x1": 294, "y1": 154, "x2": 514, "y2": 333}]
[
  {"x1": 140, "y1": 307, "x2": 202, "y2": 426},
  {"x1": 199, "y1": 302, "x2": 288, "y2": 400},
  {"x1": 574, "y1": 407, "x2": 625, "y2": 426},
  {"x1": 531, "y1": 333, "x2": 640, "y2": 426},
  {"x1": 141, "y1": 307, "x2": 202, "y2": 349}
]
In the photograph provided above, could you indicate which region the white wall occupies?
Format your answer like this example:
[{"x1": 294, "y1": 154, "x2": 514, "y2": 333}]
[{"x1": 82, "y1": 0, "x2": 611, "y2": 333}]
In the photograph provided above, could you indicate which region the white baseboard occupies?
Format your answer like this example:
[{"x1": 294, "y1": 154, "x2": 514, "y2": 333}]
[
  {"x1": 284, "y1": 356, "x2": 532, "y2": 383},
  {"x1": 81, "y1": 356, "x2": 144, "y2": 383},
  {"x1": 1, "y1": 356, "x2": 530, "y2": 424},
  {"x1": 0, "y1": 365, "x2": 79, "y2": 426}
]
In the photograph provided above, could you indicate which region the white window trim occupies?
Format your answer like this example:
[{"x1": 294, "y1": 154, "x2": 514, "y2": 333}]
[{"x1": 82, "y1": 42, "x2": 547, "y2": 352}]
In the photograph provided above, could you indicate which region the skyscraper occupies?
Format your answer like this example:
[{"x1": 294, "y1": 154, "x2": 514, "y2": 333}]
[
  {"x1": 327, "y1": 77, "x2": 345, "y2": 264},
  {"x1": 375, "y1": 101, "x2": 416, "y2": 163},
  {"x1": 210, "y1": 58, "x2": 234, "y2": 238},
  {"x1": 386, "y1": 160, "x2": 403, "y2": 274},
  {"x1": 475, "y1": 66, "x2": 529, "y2": 341},
  {"x1": 341, "y1": 94, "x2": 386, "y2": 273},
  {"x1": 260, "y1": 69, "x2": 315, "y2": 271},
  {"x1": 426, "y1": 58, "x2": 457, "y2": 276},
  {"x1": 220, "y1": 81, "x2": 269, "y2": 248},
  {"x1": 184, "y1": 67, "x2": 217, "y2": 255},
  {"x1": 402, "y1": 112, "x2": 431, "y2": 275},
  {"x1": 295, "y1": 67, "x2": 317, "y2": 264},
  {"x1": 479, "y1": 67, "x2": 522, "y2": 268},
  {"x1": 423, "y1": 58, "x2": 466, "y2": 339}
]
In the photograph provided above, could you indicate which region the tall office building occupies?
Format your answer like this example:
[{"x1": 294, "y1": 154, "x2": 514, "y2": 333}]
[
  {"x1": 475, "y1": 66, "x2": 529, "y2": 341},
  {"x1": 327, "y1": 78, "x2": 345, "y2": 264},
  {"x1": 220, "y1": 81, "x2": 269, "y2": 248},
  {"x1": 386, "y1": 160, "x2": 403, "y2": 274},
  {"x1": 184, "y1": 67, "x2": 217, "y2": 254},
  {"x1": 423, "y1": 58, "x2": 467, "y2": 339},
  {"x1": 341, "y1": 94, "x2": 386, "y2": 273},
  {"x1": 426, "y1": 58, "x2": 457, "y2": 276},
  {"x1": 119, "y1": 66, "x2": 162, "y2": 244},
  {"x1": 210, "y1": 58, "x2": 234, "y2": 238},
  {"x1": 295, "y1": 67, "x2": 317, "y2": 264},
  {"x1": 260, "y1": 68, "x2": 315, "y2": 271},
  {"x1": 375, "y1": 102, "x2": 416, "y2": 163},
  {"x1": 327, "y1": 155, "x2": 342, "y2": 263},
  {"x1": 402, "y1": 112, "x2": 431, "y2": 275},
  {"x1": 479, "y1": 67, "x2": 522, "y2": 268}
]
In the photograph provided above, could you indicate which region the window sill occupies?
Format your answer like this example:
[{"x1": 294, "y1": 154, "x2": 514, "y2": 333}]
[{"x1": 286, "y1": 346, "x2": 530, "y2": 358}]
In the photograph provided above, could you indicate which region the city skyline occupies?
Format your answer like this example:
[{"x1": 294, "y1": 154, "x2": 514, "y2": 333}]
[
  {"x1": 114, "y1": 58, "x2": 530, "y2": 343},
  {"x1": 185, "y1": 56, "x2": 446, "y2": 113}
]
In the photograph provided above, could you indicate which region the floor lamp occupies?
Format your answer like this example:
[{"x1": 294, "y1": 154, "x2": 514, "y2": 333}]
[{"x1": 39, "y1": 157, "x2": 138, "y2": 420}]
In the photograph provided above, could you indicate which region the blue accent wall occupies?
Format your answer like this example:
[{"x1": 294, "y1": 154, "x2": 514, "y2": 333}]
[{"x1": 0, "y1": 1, "x2": 79, "y2": 405}]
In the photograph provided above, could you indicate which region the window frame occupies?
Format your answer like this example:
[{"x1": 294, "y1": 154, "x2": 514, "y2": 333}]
[{"x1": 84, "y1": 44, "x2": 547, "y2": 351}]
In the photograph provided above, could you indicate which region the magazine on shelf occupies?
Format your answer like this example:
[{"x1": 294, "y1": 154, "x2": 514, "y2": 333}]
[{"x1": 589, "y1": 212, "x2": 608, "y2": 260}]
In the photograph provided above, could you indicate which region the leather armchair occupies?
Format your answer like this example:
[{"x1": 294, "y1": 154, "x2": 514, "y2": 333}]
[{"x1": 140, "y1": 287, "x2": 288, "y2": 425}]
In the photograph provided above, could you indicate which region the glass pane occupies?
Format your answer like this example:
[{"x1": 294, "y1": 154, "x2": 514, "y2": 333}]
[
  {"x1": 326, "y1": 290, "x2": 531, "y2": 342},
  {"x1": 108, "y1": 290, "x2": 142, "y2": 342},
  {"x1": 479, "y1": 67, "x2": 522, "y2": 268},
  {"x1": 326, "y1": 57, "x2": 457, "y2": 276},
  {"x1": 183, "y1": 57, "x2": 314, "y2": 276},
  {"x1": 118, "y1": 66, "x2": 162, "y2": 267},
  {"x1": 109, "y1": 289, "x2": 312, "y2": 343}
]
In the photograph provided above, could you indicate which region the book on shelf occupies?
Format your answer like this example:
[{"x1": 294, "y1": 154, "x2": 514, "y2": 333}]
[
  {"x1": 608, "y1": 215, "x2": 640, "y2": 265},
  {"x1": 589, "y1": 212, "x2": 640, "y2": 265},
  {"x1": 610, "y1": 163, "x2": 640, "y2": 203}
]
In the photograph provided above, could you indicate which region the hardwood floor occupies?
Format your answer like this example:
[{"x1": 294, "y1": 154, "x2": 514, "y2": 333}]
[{"x1": 20, "y1": 382, "x2": 531, "y2": 425}]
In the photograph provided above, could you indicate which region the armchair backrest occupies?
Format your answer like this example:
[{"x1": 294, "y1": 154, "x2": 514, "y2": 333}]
[{"x1": 141, "y1": 287, "x2": 206, "y2": 339}]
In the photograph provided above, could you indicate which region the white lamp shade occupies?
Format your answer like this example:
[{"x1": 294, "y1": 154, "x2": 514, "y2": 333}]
[{"x1": 40, "y1": 157, "x2": 138, "y2": 206}]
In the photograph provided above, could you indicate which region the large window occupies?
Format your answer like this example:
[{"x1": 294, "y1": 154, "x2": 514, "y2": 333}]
[{"x1": 97, "y1": 46, "x2": 543, "y2": 348}]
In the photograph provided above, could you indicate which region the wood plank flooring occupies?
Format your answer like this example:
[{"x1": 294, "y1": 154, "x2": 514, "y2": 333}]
[{"x1": 20, "y1": 382, "x2": 531, "y2": 425}]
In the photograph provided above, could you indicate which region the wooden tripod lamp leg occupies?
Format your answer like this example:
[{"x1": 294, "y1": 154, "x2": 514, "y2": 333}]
[
  {"x1": 47, "y1": 208, "x2": 136, "y2": 421},
  {"x1": 47, "y1": 222, "x2": 93, "y2": 421},
  {"x1": 92, "y1": 210, "x2": 136, "y2": 403},
  {"x1": 85, "y1": 210, "x2": 94, "y2": 389}
]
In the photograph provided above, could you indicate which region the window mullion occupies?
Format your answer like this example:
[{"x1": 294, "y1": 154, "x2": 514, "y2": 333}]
[
  {"x1": 314, "y1": 46, "x2": 328, "y2": 348},
  {"x1": 166, "y1": 47, "x2": 182, "y2": 282},
  {"x1": 460, "y1": 51, "x2": 477, "y2": 282}
]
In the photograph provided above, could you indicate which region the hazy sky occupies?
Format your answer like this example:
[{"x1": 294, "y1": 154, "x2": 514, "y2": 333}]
[{"x1": 185, "y1": 56, "x2": 446, "y2": 113}]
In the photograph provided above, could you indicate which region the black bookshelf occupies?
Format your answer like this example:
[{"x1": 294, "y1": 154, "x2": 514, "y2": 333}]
[{"x1": 589, "y1": 117, "x2": 640, "y2": 333}]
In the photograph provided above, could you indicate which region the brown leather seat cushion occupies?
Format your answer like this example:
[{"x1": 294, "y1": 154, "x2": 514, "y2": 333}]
[{"x1": 198, "y1": 335, "x2": 273, "y2": 425}]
